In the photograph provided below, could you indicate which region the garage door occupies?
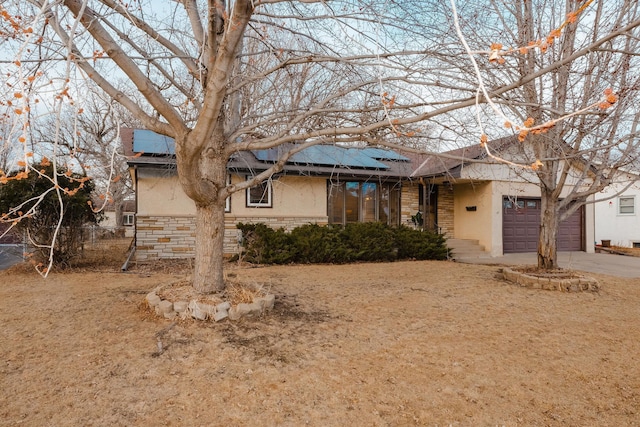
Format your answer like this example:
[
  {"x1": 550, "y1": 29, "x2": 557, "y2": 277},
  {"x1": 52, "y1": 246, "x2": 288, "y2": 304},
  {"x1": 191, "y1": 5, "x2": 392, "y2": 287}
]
[{"x1": 503, "y1": 197, "x2": 582, "y2": 253}]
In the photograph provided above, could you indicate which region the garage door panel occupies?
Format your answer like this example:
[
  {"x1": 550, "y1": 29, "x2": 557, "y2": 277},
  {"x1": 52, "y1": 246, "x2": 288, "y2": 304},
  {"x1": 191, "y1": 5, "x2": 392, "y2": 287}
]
[
  {"x1": 557, "y1": 208, "x2": 582, "y2": 251},
  {"x1": 503, "y1": 197, "x2": 582, "y2": 253}
]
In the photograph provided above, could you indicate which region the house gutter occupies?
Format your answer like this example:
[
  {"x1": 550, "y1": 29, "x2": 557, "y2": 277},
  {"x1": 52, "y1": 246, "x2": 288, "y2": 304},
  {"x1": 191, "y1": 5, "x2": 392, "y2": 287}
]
[{"x1": 121, "y1": 165, "x2": 138, "y2": 272}]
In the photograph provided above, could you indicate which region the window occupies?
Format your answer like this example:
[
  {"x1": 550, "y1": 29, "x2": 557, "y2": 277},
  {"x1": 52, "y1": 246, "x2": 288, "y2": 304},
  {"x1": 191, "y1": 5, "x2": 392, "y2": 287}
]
[
  {"x1": 246, "y1": 176, "x2": 272, "y2": 208},
  {"x1": 619, "y1": 196, "x2": 635, "y2": 215},
  {"x1": 503, "y1": 199, "x2": 525, "y2": 209},
  {"x1": 123, "y1": 214, "x2": 134, "y2": 226},
  {"x1": 328, "y1": 181, "x2": 400, "y2": 226}
]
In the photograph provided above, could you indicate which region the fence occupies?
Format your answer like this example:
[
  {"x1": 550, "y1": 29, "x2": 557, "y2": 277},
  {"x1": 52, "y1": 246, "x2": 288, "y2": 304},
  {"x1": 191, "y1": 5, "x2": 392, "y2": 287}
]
[{"x1": 1, "y1": 225, "x2": 133, "y2": 265}]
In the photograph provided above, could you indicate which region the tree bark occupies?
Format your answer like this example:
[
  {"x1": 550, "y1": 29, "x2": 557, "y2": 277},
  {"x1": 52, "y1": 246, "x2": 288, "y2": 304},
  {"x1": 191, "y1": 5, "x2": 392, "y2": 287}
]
[
  {"x1": 538, "y1": 190, "x2": 559, "y2": 269},
  {"x1": 193, "y1": 202, "x2": 226, "y2": 293}
]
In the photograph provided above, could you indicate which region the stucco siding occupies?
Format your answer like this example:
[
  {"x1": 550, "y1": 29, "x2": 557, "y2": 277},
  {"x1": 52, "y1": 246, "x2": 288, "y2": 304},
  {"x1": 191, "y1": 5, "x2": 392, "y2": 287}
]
[
  {"x1": 453, "y1": 182, "x2": 493, "y2": 250},
  {"x1": 232, "y1": 175, "x2": 327, "y2": 217},
  {"x1": 137, "y1": 169, "x2": 195, "y2": 216},
  {"x1": 137, "y1": 171, "x2": 327, "y2": 218},
  {"x1": 443, "y1": 179, "x2": 596, "y2": 256},
  {"x1": 461, "y1": 159, "x2": 593, "y2": 189}
]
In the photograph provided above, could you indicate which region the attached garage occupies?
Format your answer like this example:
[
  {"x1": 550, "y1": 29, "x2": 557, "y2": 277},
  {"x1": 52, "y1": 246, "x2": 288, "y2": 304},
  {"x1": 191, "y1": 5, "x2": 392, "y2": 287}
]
[{"x1": 503, "y1": 197, "x2": 583, "y2": 253}]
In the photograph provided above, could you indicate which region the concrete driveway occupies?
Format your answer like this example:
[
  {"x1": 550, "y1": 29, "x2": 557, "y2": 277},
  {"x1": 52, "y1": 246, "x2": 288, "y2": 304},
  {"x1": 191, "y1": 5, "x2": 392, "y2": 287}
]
[
  {"x1": 456, "y1": 251, "x2": 640, "y2": 278},
  {"x1": 0, "y1": 245, "x2": 23, "y2": 270}
]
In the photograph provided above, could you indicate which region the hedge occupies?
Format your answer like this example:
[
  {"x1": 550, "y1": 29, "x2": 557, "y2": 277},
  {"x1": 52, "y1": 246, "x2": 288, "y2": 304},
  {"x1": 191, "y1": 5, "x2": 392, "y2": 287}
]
[{"x1": 235, "y1": 222, "x2": 448, "y2": 264}]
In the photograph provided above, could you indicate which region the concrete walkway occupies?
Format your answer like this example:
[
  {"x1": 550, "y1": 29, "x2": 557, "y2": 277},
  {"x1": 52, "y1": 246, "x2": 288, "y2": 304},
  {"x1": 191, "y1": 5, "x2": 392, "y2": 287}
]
[{"x1": 456, "y1": 251, "x2": 640, "y2": 279}]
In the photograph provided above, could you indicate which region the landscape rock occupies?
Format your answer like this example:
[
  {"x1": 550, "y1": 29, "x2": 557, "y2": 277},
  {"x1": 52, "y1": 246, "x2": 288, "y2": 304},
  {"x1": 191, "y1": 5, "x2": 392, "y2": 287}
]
[
  {"x1": 173, "y1": 301, "x2": 188, "y2": 313},
  {"x1": 256, "y1": 294, "x2": 275, "y2": 311},
  {"x1": 212, "y1": 309, "x2": 228, "y2": 322},
  {"x1": 248, "y1": 302, "x2": 263, "y2": 316},
  {"x1": 216, "y1": 301, "x2": 231, "y2": 312},
  {"x1": 149, "y1": 283, "x2": 277, "y2": 322},
  {"x1": 228, "y1": 306, "x2": 241, "y2": 321},
  {"x1": 146, "y1": 292, "x2": 161, "y2": 307},
  {"x1": 502, "y1": 267, "x2": 599, "y2": 293},
  {"x1": 189, "y1": 300, "x2": 208, "y2": 320},
  {"x1": 235, "y1": 303, "x2": 254, "y2": 317},
  {"x1": 158, "y1": 300, "x2": 173, "y2": 314}
]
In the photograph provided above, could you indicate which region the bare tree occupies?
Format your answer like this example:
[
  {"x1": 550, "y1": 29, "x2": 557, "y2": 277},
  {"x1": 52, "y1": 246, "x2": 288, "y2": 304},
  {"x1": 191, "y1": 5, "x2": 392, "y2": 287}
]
[
  {"x1": 1, "y1": 0, "x2": 639, "y2": 289},
  {"x1": 448, "y1": 0, "x2": 640, "y2": 268},
  {"x1": 0, "y1": 116, "x2": 16, "y2": 173}
]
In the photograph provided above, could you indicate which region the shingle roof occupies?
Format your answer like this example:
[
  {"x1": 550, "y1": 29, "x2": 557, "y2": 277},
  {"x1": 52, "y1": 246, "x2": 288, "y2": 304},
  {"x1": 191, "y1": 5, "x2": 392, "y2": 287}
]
[
  {"x1": 411, "y1": 136, "x2": 516, "y2": 178},
  {"x1": 122, "y1": 128, "x2": 425, "y2": 180},
  {"x1": 121, "y1": 128, "x2": 525, "y2": 180}
]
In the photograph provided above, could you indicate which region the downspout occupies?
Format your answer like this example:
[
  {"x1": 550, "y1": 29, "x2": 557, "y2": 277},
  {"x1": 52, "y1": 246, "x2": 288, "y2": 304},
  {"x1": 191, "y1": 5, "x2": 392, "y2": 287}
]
[{"x1": 121, "y1": 165, "x2": 138, "y2": 271}]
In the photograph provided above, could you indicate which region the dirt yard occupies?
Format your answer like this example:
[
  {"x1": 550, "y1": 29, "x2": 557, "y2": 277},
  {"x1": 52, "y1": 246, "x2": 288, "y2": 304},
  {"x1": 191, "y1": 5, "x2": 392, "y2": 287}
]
[{"x1": 1, "y1": 259, "x2": 640, "y2": 426}]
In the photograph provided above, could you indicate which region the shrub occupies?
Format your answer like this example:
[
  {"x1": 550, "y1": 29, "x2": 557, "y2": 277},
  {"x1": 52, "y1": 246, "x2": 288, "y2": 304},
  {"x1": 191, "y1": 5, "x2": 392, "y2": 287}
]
[
  {"x1": 0, "y1": 162, "x2": 100, "y2": 267},
  {"x1": 290, "y1": 223, "x2": 344, "y2": 263},
  {"x1": 237, "y1": 222, "x2": 448, "y2": 264},
  {"x1": 236, "y1": 223, "x2": 295, "y2": 264},
  {"x1": 340, "y1": 222, "x2": 397, "y2": 262},
  {"x1": 393, "y1": 225, "x2": 448, "y2": 260}
]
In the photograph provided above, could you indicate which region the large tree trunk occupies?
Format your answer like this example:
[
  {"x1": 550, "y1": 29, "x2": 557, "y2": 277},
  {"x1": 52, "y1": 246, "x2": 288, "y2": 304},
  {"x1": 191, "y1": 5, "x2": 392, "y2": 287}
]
[
  {"x1": 193, "y1": 202, "x2": 226, "y2": 293},
  {"x1": 175, "y1": 125, "x2": 229, "y2": 294},
  {"x1": 538, "y1": 190, "x2": 559, "y2": 269}
]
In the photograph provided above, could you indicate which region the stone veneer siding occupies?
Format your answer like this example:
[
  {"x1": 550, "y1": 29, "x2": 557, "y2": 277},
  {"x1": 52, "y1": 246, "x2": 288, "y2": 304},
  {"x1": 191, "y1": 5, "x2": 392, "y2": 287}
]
[
  {"x1": 401, "y1": 182, "x2": 421, "y2": 227},
  {"x1": 437, "y1": 185, "x2": 454, "y2": 237},
  {"x1": 135, "y1": 215, "x2": 327, "y2": 260}
]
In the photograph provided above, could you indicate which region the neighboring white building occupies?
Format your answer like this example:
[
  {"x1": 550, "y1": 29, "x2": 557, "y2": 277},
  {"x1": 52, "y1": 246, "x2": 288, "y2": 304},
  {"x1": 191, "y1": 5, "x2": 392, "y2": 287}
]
[
  {"x1": 594, "y1": 171, "x2": 640, "y2": 248},
  {"x1": 98, "y1": 199, "x2": 136, "y2": 238}
]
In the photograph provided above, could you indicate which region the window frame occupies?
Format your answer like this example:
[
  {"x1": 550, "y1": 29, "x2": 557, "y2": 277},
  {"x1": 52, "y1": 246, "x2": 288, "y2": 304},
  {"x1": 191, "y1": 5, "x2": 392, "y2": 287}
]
[
  {"x1": 225, "y1": 174, "x2": 231, "y2": 213},
  {"x1": 245, "y1": 175, "x2": 273, "y2": 208},
  {"x1": 619, "y1": 196, "x2": 635, "y2": 215},
  {"x1": 327, "y1": 180, "x2": 400, "y2": 226},
  {"x1": 122, "y1": 213, "x2": 135, "y2": 226}
]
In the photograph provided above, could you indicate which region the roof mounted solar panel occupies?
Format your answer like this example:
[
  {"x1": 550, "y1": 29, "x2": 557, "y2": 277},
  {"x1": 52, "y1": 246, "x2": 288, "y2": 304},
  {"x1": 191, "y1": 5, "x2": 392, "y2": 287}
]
[
  {"x1": 291, "y1": 146, "x2": 352, "y2": 167},
  {"x1": 253, "y1": 146, "x2": 341, "y2": 166},
  {"x1": 360, "y1": 147, "x2": 409, "y2": 162},
  {"x1": 252, "y1": 145, "x2": 391, "y2": 169},
  {"x1": 252, "y1": 145, "x2": 392, "y2": 169},
  {"x1": 252, "y1": 148, "x2": 281, "y2": 162},
  {"x1": 133, "y1": 129, "x2": 175, "y2": 155},
  {"x1": 340, "y1": 148, "x2": 389, "y2": 169}
]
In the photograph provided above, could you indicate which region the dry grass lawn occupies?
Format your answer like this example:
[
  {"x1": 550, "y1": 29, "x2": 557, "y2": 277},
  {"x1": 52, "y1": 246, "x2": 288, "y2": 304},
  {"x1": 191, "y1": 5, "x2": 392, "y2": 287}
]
[{"x1": 1, "y1": 254, "x2": 640, "y2": 426}]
